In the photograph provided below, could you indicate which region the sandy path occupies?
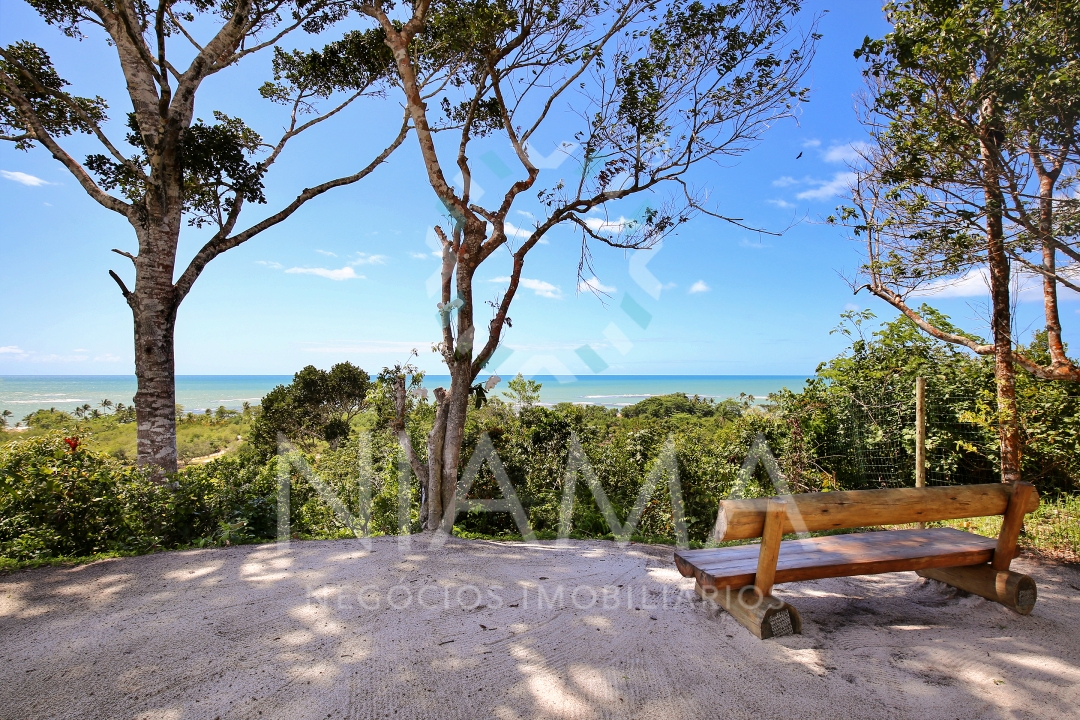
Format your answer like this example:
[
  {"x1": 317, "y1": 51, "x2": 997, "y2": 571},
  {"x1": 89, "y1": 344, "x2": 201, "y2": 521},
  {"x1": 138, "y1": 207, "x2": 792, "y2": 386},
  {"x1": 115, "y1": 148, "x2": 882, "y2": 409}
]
[{"x1": 2, "y1": 537, "x2": 1078, "y2": 720}]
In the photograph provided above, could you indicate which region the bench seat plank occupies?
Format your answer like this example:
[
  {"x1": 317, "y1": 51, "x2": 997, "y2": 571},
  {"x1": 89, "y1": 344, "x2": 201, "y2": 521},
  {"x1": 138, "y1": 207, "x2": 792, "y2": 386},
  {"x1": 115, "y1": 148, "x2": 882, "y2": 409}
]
[{"x1": 675, "y1": 528, "x2": 997, "y2": 590}]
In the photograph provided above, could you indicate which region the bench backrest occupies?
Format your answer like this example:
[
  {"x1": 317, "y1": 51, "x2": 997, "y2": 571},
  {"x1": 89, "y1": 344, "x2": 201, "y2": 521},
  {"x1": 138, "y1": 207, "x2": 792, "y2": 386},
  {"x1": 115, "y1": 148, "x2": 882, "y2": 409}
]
[{"x1": 714, "y1": 483, "x2": 1040, "y2": 542}]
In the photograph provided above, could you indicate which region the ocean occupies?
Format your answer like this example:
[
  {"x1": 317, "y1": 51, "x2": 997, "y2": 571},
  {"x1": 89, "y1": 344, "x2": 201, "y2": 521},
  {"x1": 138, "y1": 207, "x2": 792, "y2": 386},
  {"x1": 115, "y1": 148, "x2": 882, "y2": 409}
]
[{"x1": 0, "y1": 374, "x2": 811, "y2": 419}]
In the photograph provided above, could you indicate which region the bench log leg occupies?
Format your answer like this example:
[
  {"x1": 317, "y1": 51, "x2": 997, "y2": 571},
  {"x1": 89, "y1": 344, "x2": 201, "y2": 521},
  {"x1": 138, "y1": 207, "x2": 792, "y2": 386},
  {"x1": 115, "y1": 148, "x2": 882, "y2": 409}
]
[
  {"x1": 917, "y1": 564, "x2": 1037, "y2": 615},
  {"x1": 695, "y1": 581, "x2": 802, "y2": 639}
]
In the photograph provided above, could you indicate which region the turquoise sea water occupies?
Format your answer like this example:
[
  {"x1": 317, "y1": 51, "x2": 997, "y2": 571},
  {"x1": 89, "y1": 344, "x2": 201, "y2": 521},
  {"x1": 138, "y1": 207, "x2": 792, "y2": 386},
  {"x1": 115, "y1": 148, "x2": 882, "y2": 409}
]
[{"x1": 0, "y1": 374, "x2": 811, "y2": 418}]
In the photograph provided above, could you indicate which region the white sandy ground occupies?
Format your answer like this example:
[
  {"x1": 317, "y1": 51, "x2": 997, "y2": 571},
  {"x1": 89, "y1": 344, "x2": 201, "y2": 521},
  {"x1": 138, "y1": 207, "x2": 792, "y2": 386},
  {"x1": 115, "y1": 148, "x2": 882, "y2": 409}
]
[{"x1": 2, "y1": 538, "x2": 1079, "y2": 720}]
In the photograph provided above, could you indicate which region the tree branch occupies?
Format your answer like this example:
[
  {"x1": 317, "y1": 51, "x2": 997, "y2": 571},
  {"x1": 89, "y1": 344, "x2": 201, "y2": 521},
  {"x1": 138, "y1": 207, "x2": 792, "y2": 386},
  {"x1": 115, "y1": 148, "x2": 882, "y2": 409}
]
[
  {"x1": 863, "y1": 282, "x2": 995, "y2": 355},
  {"x1": 111, "y1": 248, "x2": 137, "y2": 264},
  {"x1": 0, "y1": 68, "x2": 129, "y2": 215},
  {"x1": 109, "y1": 269, "x2": 133, "y2": 302},
  {"x1": 173, "y1": 113, "x2": 410, "y2": 301}
]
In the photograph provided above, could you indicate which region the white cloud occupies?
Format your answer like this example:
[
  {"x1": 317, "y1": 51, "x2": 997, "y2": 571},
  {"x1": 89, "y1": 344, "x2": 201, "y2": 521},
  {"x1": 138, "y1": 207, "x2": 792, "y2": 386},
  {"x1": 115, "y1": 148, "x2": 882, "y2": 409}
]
[
  {"x1": 255, "y1": 260, "x2": 283, "y2": 269},
  {"x1": 584, "y1": 216, "x2": 633, "y2": 233},
  {"x1": 577, "y1": 276, "x2": 616, "y2": 294},
  {"x1": 490, "y1": 276, "x2": 562, "y2": 298},
  {"x1": 315, "y1": 249, "x2": 337, "y2": 257},
  {"x1": 1, "y1": 170, "x2": 51, "y2": 186},
  {"x1": 409, "y1": 251, "x2": 431, "y2": 260},
  {"x1": 796, "y1": 172, "x2": 857, "y2": 201},
  {"x1": 688, "y1": 280, "x2": 710, "y2": 294},
  {"x1": 93, "y1": 353, "x2": 123, "y2": 362},
  {"x1": 36, "y1": 353, "x2": 89, "y2": 363},
  {"x1": 915, "y1": 268, "x2": 990, "y2": 298},
  {"x1": 739, "y1": 238, "x2": 771, "y2": 249},
  {"x1": 516, "y1": 210, "x2": 535, "y2": 220},
  {"x1": 772, "y1": 175, "x2": 801, "y2": 187},
  {"x1": 504, "y1": 222, "x2": 535, "y2": 241},
  {"x1": 802, "y1": 139, "x2": 822, "y2": 148},
  {"x1": 0, "y1": 345, "x2": 27, "y2": 355},
  {"x1": 766, "y1": 199, "x2": 794, "y2": 209},
  {"x1": 843, "y1": 302, "x2": 862, "y2": 311},
  {"x1": 303, "y1": 340, "x2": 426, "y2": 354},
  {"x1": 822, "y1": 141, "x2": 871, "y2": 164},
  {"x1": 912, "y1": 266, "x2": 1051, "y2": 301},
  {"x1": 285, "y1": 266, "x2": 363, "y2": 281},
  {"x1": 349, "y1": 253, "x2": 388, "y2": 266}
]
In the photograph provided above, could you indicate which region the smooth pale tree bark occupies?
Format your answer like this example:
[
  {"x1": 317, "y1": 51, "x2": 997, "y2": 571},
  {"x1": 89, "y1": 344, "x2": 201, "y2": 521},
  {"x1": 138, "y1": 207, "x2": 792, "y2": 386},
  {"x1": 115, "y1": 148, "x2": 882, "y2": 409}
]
[{"x1": 1, "y1": 1, "x2": 407, "y2": 472}]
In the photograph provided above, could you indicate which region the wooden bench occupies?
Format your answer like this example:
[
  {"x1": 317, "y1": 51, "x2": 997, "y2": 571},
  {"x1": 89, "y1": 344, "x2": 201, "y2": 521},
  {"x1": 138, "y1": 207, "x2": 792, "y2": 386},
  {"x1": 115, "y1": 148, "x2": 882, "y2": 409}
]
[{"x1": 674, "y1": 482, "x2": 1039, "y2": 639}]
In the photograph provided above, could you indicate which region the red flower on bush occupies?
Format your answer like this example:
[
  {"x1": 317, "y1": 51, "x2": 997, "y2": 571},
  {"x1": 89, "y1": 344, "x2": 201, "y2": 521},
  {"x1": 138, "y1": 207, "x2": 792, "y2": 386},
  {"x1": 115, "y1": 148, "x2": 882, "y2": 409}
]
[{"x1": 63, "y1": 437, "x2": 80, "y2": 452}]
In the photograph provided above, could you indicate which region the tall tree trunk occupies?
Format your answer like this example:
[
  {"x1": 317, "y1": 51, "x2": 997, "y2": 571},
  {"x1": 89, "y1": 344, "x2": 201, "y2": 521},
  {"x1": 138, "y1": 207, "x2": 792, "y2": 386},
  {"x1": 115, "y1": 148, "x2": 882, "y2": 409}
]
[
  {"x1": 422, "y1": 362, "x2": 475, "y2": 531},
  {"x1": 1038, "y1": 176, "x2": 1067, "y2": 368},
  {"x1": 128, "y1": 188, "x2": 183, "y2": 475},
  {"x1": 987, "y1": 217, "x2": 1022, "y2": 483},
  {"x1": 983, "y1": 130, "x2": 1022, "y2": 484},
  {"x1": 132, "y1": 291, "x2": 179, "y2": 474}
]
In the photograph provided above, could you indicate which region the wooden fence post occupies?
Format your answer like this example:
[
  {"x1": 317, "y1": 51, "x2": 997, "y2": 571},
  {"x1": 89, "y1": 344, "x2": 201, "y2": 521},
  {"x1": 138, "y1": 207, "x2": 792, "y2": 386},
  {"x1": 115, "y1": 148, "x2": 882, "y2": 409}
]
[
  {"x1": 915, "y1": 377, "x2": 926, "y2": 528},
  {"x1": 915, "y1": 377, "x2": 926, "y2": 489}
]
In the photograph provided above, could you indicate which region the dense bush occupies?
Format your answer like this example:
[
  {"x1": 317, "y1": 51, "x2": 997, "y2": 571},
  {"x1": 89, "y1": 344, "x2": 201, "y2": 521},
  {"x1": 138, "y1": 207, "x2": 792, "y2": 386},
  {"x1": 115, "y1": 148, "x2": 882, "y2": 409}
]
[
  {"x1": 252, "y1": 362, "x2": 371, "y2": 454},
  {"x1": 2, "y1": 311, "x2": 1077, "y2": 565},
  {"x1": 0, "y1": 435, "x2": 279, "y2": 561}
]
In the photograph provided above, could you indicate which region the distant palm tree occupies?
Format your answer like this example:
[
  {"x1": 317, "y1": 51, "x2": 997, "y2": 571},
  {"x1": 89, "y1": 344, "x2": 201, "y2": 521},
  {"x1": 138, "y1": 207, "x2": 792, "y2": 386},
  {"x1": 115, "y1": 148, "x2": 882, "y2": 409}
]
[
  {"x1": 100, "y1": 399, "x2": 113, "y2": 411},
  {"x1": 1, "y1": 409, "x2": 11, "y2": 428},
  {"x1": 74, "y1": 406, "x2": 85, "y2": 418}
]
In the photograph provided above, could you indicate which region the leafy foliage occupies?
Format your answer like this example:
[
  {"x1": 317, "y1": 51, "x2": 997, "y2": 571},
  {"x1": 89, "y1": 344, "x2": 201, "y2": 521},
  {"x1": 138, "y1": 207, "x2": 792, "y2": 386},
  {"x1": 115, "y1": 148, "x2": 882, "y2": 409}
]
[
  {"x1": 0, "y1": 40, "x2": 107, "y2": 150},
  {"x1": 85, "y1": 111, "x2": 267, "y2": 226},
  {"x1": 620, "y1": 392, "x2": 743, "y2": 420},
  {"x1": 3, "y1": 314, "x2": 1078, "y2": 565},
  {"x1": 252, "y1": 362, "x2": 372, "y2": 453}
]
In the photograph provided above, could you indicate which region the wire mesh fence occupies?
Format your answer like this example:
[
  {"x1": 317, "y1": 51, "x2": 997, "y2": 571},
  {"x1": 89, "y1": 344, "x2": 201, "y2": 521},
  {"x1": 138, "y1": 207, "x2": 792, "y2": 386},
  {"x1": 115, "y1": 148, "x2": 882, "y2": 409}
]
[{"x1": 834, "y1": 383, "x2": 1078, "y2": 563}]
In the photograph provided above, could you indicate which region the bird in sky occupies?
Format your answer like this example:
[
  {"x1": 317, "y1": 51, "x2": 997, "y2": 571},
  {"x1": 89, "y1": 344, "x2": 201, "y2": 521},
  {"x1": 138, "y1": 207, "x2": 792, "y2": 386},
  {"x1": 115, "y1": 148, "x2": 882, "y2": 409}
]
[{"x1": 796, "y1": 152, "x2": 803, "y2": 159}]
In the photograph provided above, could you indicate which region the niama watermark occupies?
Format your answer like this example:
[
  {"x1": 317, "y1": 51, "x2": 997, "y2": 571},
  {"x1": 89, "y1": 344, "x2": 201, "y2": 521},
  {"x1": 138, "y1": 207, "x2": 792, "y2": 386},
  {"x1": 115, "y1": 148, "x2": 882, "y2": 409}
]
[{"x1": 275, "y1": 430, "x2": 810, "y2": 551}]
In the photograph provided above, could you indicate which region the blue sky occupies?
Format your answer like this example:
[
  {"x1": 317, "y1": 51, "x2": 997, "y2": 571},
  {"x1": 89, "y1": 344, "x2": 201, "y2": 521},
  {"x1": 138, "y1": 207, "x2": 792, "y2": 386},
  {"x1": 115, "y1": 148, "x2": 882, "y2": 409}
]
[{"x1": 2, "y1": 1, "x2": 1077, "y2": 377}]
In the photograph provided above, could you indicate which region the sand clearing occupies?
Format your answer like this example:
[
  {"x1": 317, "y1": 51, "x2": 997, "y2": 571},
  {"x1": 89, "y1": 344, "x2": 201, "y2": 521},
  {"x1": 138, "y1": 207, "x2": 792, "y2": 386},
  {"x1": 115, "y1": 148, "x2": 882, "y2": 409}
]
[{"x1": 2, "y1": 537, "x2": 1078, "y2": 719}]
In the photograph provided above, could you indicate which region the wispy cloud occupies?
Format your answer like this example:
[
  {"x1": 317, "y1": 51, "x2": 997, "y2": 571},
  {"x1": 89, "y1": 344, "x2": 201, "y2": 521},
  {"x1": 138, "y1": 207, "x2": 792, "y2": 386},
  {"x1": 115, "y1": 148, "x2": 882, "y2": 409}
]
[
  {"x1": 516, "y1": 209, "x2": 535, "y2": 220},
  {"x1": 409, "y1": 251, "x2": 431, "y2": 260},
  {"x1": 577, "y1": 276, "x2": 615, "y2": 294},
  {"x1": 303, "y1": 340, "x2": 426, "y2": 354},
  {"x1": 766, "y1": 198, "x2": 795, "y2": 209},
  {"x1": 584, "y1": 216, "x2": 633, "y2": 233},
  {"x1": 688, "y1": 280, "x2": 710, "y2": 294},
  {"x1": 4, "y1": 348, "x2": 94, "y2": 363},
  {"x1": 914, "y1": 268, "x2": 990, "y2": 298},
  {"x1": 349, "y1": 253, "x2": 388, "y2": 266},
  {"x1": 504, "y1": 222, "x2": 535, "y2": 241},
  {"x1": 772, "y1": 175, "x2": 799, "y2": 188},
  {"x1": 315, "y1": 249, "x2": 337, "y2": 257},
  {"x1": 491, "y1": 276, "x2": 562, "y2": 299},
  {"x1": 912, "y1": 266, "x2": 1049, "y2": 301},
  {"x1": 822, "y1": 141, "x2": 870, "y2": 164},
  {"x1": 739, "y1": 238, "x2": 771, "y2": 249},
  {"x1": 796, "y1": 172, "x2": 857, "y2": 201},
  {"x1": 285, "y1": 266, "x2": 363, "y2": 281},
  {"x1": 1, "y1": 170, "x2": 52, "y2": 186},
  {"x1": 802, "y1": 139, "x2": 822, "y2": 148},
  {"x1": 255, "y1": 260, "x2": 283, "y2": 269}
]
